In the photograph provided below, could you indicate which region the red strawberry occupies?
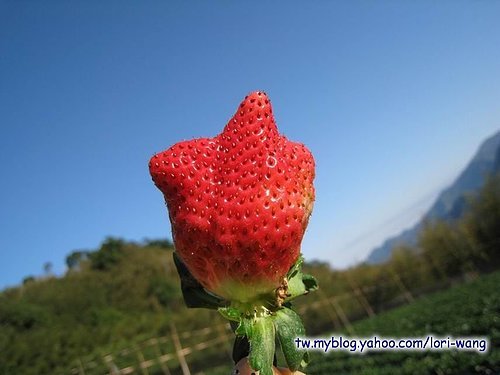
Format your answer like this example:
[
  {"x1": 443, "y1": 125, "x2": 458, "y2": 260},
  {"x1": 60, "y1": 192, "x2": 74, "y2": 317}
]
[{"x1": 149, "y1": 91, "x2": 315, "y2": 303}]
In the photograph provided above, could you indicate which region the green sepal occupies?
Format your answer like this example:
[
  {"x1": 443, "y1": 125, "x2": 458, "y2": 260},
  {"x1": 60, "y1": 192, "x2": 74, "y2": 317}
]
[
  {"x1": 301, "y1": 351, "x2": 311, "y2": 368},
  {"x1": 302, "y1": 273, "x2": 319, "y2": 292},
  {"x1": 249, "y1": 317, "x2": 275, "y2": 375},
  {"x1": 229, "y1": 320, "x2": 251, "y2": 363},
  {"x1": 235, "y1": 316, "x2": 254, "y2": 337},
  {"x1": 218, "y1": 306, "x2": 241, "y2": 322},
  {"x1": 273, "y1": 307, "x2": 306, "y2": 371},
  {"x1": 172, "y1": 252, "x2": 226, "y2": 309},
  {"x1": 287, "y1": 256, "x2": 304, "y2": 279},
  {"x1": 285, "y1": 257, "x2": 319, "y2": 302},
  {"x1": 287, "y1": 271, "x2": 307, "y2": 298}
]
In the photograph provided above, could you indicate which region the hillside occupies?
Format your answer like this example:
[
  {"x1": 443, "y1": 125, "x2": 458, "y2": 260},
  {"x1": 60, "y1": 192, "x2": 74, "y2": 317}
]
[
  {"x1": 367, "y1": 130, "x2": 500, "y2": 264},
  {"x1": 0, "y1": 240, "x2": 225, "y2": 375}
]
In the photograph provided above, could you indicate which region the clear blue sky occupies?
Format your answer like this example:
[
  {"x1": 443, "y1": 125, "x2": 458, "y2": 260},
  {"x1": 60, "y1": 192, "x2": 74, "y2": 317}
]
[{"x1": 1, "y1": 1, "x2": 500, "y2": 289}]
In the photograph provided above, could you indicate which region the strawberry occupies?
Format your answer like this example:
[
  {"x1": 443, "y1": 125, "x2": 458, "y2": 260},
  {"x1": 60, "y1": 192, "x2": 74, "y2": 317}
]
[
  {"x1": 149, "y1": 91, "x2": 317, "y2": 375},
  {"x1": 149, "y1": 91, "x2": 315, "y2": 303}
]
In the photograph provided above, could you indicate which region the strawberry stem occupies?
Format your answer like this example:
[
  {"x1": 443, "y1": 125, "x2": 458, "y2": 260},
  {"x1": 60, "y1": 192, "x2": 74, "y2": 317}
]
[{"x1": 174, "y1": 252, "x2": 317, "y2": 374}]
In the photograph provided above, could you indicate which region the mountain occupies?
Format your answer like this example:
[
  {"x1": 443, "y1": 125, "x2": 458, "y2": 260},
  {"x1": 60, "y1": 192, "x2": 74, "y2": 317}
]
[{"x1": 366, "y1": 130, "x2": 500, "y2": 264}]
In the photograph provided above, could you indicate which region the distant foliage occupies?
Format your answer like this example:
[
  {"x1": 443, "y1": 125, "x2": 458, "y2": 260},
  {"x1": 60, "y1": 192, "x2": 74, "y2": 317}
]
[
  {"x1": 143, "y1": 238, "x2": 174, "y2": 249},
  {"x1": 65, "y1": 250, "x2": 89, "y2": 270},
  {"x1": 148, "y1": 275, "x2": 180, "y2": 307},
  {"x1": 89, "y1": 237, "x2": 126, "y2": 270},
  {"x1": 22, "y1": 275, "x2": 35, "y2": 285},
  {"x1": 0, "y1": 299, "x2": 50, "y2": 330}
]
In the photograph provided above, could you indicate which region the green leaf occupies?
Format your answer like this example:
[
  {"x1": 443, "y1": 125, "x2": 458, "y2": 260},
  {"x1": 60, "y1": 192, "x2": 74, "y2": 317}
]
[
  {"x1": 249, "y1": 317, "x2": 275, "y2": 375},
  {"x1": 274, "y1": 307, "x2": 306, "y2": 371},
  {"x1": 172, "y1": 252, "x2": 226, "y2": 309}
]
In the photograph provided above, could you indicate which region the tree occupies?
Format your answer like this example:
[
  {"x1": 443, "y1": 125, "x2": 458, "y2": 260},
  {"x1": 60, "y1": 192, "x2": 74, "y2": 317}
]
[
  {"x1": 462, "y1": 173, "x2": 500, "y2": 269},
  {"x1": 43, "y1": 262, "x2": 53, "y2": 276},
  {"x1": 89, "y1": 237, "x2": 125, "y2": 270},
  {"x1": 65, "y1": 251, "x2": 89, "y2": 270}
]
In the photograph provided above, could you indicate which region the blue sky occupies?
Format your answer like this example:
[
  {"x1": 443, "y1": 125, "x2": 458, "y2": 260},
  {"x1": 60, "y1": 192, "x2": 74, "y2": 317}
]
[{"x1": 1, "y1": 1, "x2": 499, "y2": 289}]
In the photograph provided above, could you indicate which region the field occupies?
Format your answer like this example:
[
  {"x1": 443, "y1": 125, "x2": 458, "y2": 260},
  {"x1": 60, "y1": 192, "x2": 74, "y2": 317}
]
[{"x1": 304, "y1": 270, "x2": 500, "y2": 375}]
